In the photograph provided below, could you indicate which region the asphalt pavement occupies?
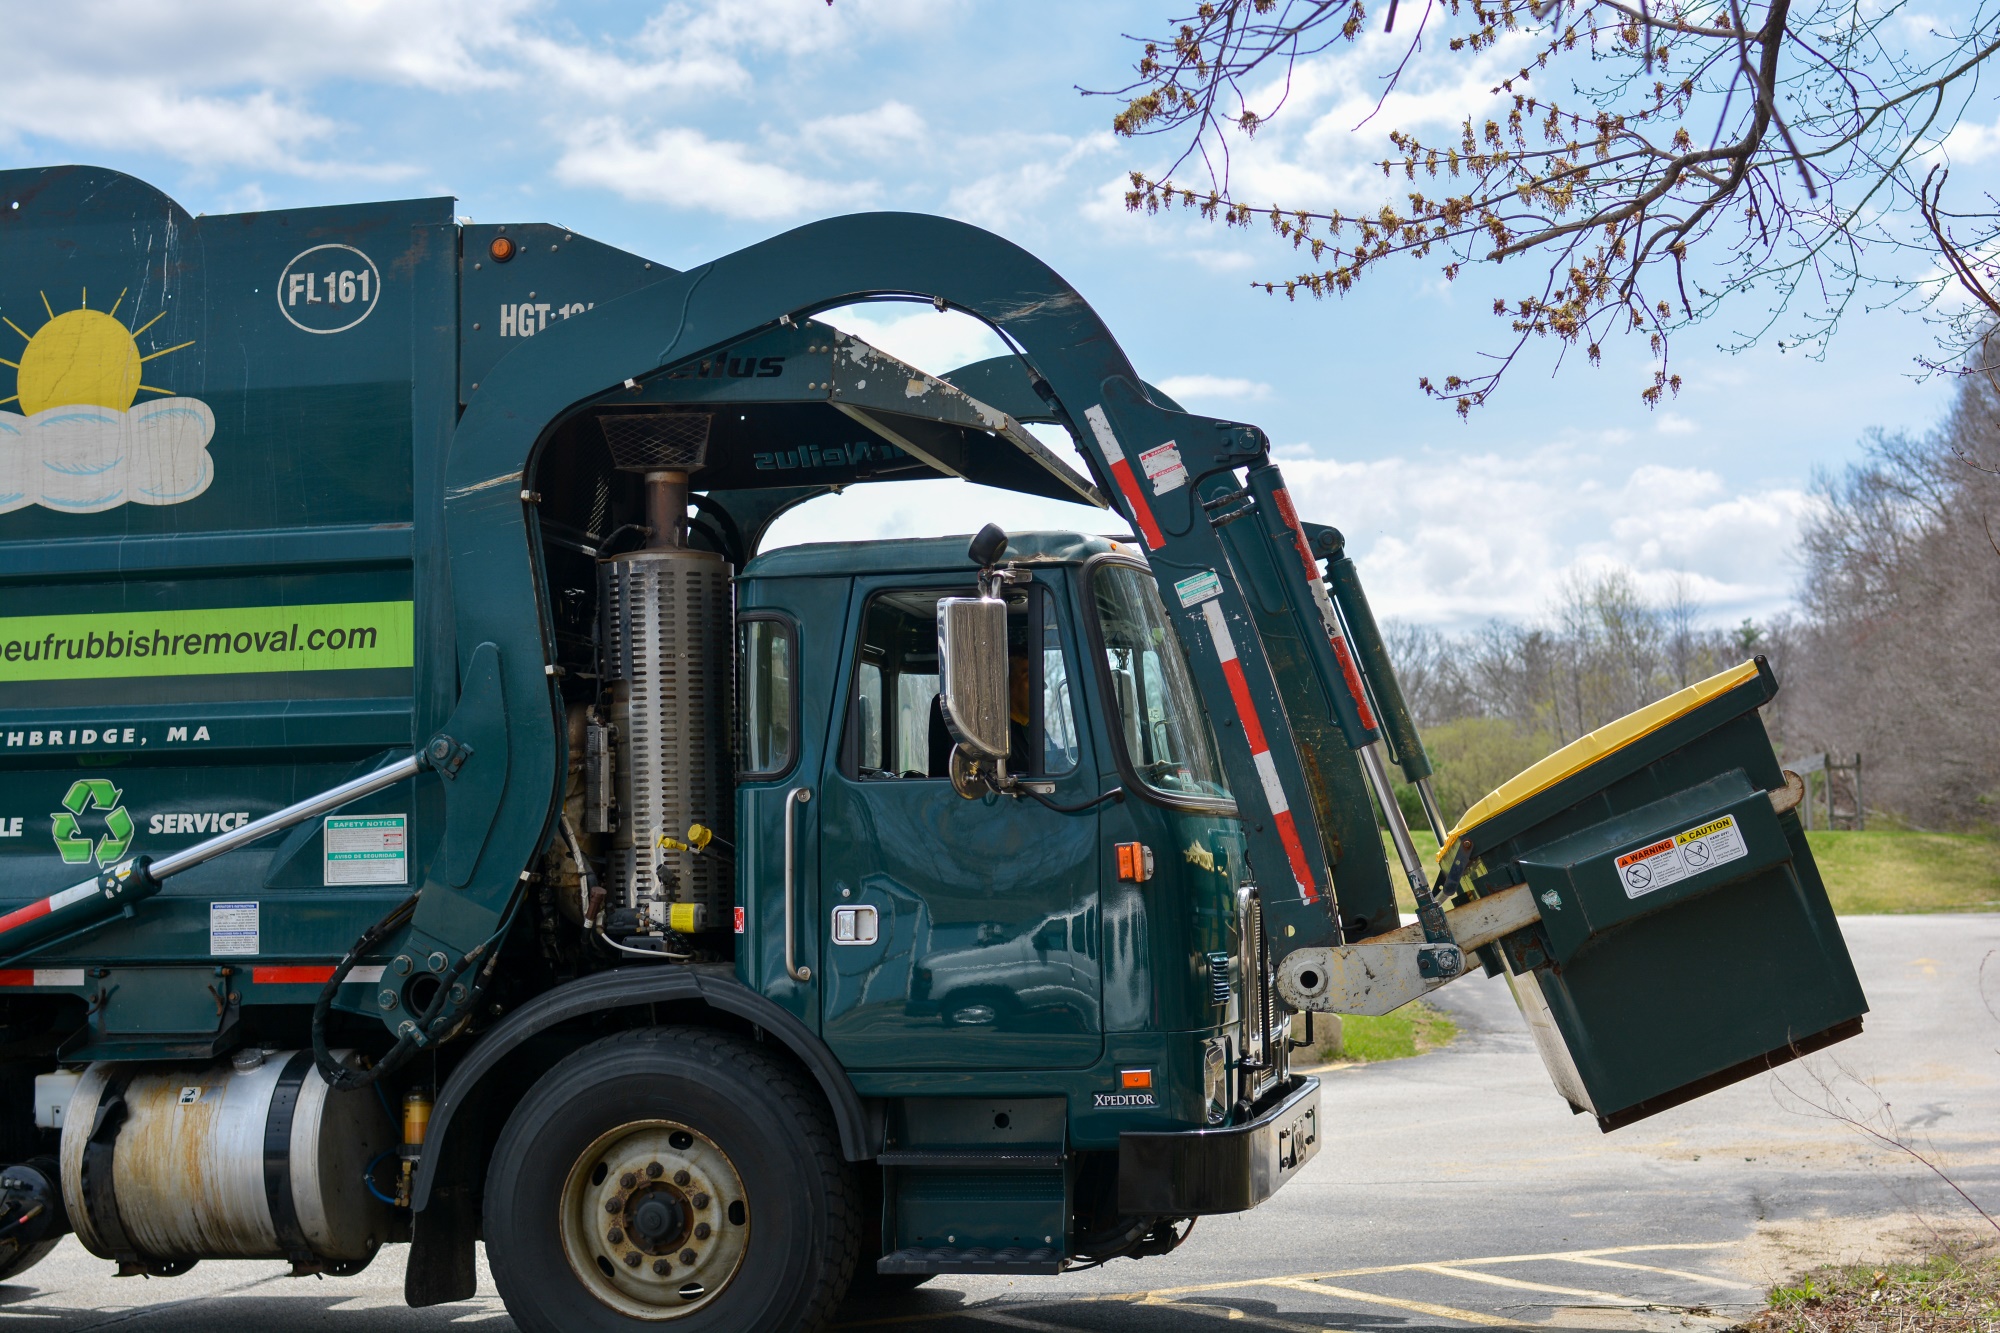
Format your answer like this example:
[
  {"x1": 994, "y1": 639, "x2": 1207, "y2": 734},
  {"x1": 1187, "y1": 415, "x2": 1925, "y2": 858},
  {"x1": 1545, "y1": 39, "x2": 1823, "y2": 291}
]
[{"x1": 5, "y1": 913, "x2": 1995, "y2": 1331}]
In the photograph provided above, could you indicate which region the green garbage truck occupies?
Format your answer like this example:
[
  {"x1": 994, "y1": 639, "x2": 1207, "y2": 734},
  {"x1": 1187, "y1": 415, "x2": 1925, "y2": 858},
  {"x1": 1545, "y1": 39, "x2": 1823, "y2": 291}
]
[{"x1": 0, "y1": 165, "x2": 1866, "y2": 1332}]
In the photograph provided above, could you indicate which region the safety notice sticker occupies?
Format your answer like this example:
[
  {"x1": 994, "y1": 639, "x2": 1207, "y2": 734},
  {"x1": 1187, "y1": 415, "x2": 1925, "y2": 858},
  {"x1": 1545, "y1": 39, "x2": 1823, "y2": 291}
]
[
  {"x1": 1614, "y1": 813, "x2": 1747, "y2": 898},
  {"x1": 210, "y1": 901, "x2": 259, "y2": 956},
  {"x1": 1138, "y1": 440, "x2": 1187, "y2": 495},
  {"x1": 1174, "y1": 569, "x2": 1222, "y2": 607},
  {"x1": 324, "y1": 813, "x2": 407, "y2": 886}
]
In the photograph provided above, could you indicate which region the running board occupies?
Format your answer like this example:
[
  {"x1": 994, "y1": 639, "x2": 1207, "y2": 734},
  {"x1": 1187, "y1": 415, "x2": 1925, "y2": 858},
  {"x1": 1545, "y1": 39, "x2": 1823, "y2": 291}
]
[{"x1": 877, "y1": 1244, "x2": 1064, "y2": 1276}]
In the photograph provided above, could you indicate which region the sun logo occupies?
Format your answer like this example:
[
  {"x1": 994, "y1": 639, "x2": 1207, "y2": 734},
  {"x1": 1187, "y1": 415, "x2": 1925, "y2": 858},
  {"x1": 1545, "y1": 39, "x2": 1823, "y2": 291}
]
[
  {"x1": 2, "y1": 288, "x2": 190, "y2": 414},
  {"x1": 0, "y1": 287, "x2": 216, "y2": 514}
]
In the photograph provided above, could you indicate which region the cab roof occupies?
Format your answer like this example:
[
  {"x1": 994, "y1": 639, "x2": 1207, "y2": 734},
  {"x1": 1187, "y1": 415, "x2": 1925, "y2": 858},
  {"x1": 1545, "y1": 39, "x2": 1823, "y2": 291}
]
[{"x1": 742, "y1": 530, "x2": 1141, "y2": 579}]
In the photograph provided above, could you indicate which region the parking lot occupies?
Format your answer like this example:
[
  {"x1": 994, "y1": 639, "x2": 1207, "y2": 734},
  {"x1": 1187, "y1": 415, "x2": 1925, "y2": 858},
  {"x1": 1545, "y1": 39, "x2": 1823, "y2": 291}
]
[{"x1": 7, "y1": 914, "x2": 1995, "y2": 1331}]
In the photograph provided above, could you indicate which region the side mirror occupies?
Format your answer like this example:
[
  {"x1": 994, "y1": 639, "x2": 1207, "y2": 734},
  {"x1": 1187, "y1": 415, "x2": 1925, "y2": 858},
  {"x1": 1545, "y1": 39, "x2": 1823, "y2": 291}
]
[{"x1": 936, "y1": 595, "x2": 1009, "y2": 763}]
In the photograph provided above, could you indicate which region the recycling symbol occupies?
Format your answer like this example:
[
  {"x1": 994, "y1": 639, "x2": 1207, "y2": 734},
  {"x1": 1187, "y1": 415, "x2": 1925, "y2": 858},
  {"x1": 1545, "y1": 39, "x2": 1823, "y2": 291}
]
[{"x1": 51, "y1": 779, "x2": 134, "y2": 867}]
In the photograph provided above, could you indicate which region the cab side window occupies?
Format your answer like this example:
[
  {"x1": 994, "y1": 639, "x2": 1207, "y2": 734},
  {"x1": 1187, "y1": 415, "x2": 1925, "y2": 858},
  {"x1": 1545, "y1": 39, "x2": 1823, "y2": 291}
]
[
  {"x1": 737, "y1": 615, "x2": 797, "y2": 777},
  {"x1": 842, "y1": 585, "x2": 1078, "y2": 780}
]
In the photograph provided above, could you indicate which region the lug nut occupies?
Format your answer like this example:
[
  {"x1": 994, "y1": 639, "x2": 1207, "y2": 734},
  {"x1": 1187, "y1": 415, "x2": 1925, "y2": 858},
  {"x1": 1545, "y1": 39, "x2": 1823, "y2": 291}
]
[
  {"x1": 673, "y1": 1169, "x2": 690, "y2": 1186},
  {"x1": 607, "y1": 1227, "x2": 625, "y2": 1244},
  {"x1": 624, "y1": 1251, "x2": 642, "y2": 1268},
  {"x1": 691, "y1": 1192, "x2": 709, "y2": 1209},
  {"x1": 679, "y1": 1248, "x2": 696, "y2": 1264},
  {"x1": 605, "y1": 1197, "x2": 625, "y2": 1214},
  {"x1": 646, "y1": 1162, "x2": 663, "y2": 1179},
  {"x1": 694, "y1": 1223, "x2": 710, "y2": 1240},
  {"x1": 652, "y1": 1258, "x2": 672, "y2": 1275},
  {"x1": 621, "y1": 1172, "x2": 638, "y2": 1190}
]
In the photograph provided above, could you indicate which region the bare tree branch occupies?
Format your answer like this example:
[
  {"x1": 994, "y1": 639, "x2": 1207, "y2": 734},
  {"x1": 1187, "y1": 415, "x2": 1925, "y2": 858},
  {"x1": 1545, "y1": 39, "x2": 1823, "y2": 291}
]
[{"x1": 1094, "y1": 0, "x2": 2000, "y2": 411}]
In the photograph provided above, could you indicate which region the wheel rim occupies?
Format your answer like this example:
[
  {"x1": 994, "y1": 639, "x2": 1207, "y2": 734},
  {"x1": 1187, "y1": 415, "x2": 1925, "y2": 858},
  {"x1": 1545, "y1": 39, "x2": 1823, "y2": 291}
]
[{"x1": 559, "y1": 1119, "x2": 751, "y2": 1320}]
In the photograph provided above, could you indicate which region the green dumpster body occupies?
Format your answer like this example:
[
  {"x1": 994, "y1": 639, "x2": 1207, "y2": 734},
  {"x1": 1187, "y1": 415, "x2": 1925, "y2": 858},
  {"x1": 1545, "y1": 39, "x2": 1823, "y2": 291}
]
[{"x1": 1453, "y1": 658, "x2": 1867, "y2": 1131}]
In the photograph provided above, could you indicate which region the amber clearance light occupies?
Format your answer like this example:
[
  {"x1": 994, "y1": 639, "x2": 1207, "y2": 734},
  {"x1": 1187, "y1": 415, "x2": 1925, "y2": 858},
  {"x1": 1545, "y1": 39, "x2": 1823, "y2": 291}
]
[{"x1": 489, "y1": 235, "x2": 517, "y2": 263}]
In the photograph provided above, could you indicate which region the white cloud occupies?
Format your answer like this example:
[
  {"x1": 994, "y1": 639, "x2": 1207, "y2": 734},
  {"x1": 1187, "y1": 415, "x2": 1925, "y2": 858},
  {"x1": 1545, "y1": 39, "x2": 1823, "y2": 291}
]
[
  {"x1": 945, "y1": 133, "x2": 1113, "y2": 230},
  {"x1": 1654, "y1": 412, "x2": 1699, "y2": 435},
  {"x1": 806, "y1": 102, "x2": 928, "y2": 157},
  {"x1": 814, "y1": 304, "x2": 1010, "y2": 378},
  {"x1": 759, "y1": 478, "x2": 1113, "y2": 555},
  {"x1": 1271, "y1": 444, "x2": 1809, "y2": 628},
  {"x1": 555, "y1": 121, "x2": 867, "y2": 219},
  {"x1": 0, "y1": 0, "x2": 928, "y2": 174},
  {"x1": 1155, "y1": 374, "x2": 1273, "y2": 404},
  {"x1": 0, "y1": 79, "x2": 349, "y2": 174},
  {"x1": 1942, "y1": 116, "x2": 2000, "y2": 165},
  {"x1": 0, "y1": 399, "x2": 215, "y2": 514},
  {"x1": 1185, "y1": 248, "x2": 1257, "y2": 273}
]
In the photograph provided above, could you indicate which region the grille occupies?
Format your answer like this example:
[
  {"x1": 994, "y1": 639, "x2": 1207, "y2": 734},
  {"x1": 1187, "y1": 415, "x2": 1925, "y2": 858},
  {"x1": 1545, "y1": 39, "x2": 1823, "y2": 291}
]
[
  {"x1": 598, "y1": 412, "x2": 713, "y2": 473},
  {"x1": 1208, "y1": 952, "x2": 1231, "y2": 1006}
]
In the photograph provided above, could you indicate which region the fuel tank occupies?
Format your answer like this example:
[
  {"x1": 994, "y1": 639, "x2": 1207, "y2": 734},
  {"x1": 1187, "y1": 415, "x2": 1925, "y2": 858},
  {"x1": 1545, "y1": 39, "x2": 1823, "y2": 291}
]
[{"x1": 58, "y1": 1050, "x2": 394, "y2": 1269}]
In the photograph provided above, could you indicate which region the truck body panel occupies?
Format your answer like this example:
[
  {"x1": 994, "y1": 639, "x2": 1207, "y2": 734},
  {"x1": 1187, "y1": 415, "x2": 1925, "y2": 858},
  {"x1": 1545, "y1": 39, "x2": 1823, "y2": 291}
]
[{"x1": 0, "y1": 166, "x2": 1865, "y2": 1327}]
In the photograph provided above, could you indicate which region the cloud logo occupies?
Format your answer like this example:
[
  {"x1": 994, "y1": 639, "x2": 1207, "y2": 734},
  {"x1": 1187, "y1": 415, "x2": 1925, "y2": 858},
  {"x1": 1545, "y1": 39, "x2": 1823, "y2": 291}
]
[
  {"x1": 2, "y1": 286, "x2": 212, "y2": 514},
  {"x1": 0, "y1": 397, "x2": 216, "y2": 513}
]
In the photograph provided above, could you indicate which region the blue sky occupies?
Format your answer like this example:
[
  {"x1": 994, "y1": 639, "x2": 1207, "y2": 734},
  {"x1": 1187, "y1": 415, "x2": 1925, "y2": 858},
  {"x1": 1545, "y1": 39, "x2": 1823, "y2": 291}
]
[{"x1": 3, "y1": 0, "x2": 1987, "y2": 630}]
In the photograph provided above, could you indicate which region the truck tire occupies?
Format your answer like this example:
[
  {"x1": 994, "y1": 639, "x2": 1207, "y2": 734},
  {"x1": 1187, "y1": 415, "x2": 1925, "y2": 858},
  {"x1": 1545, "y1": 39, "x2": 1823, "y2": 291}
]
[
  {"x1": 0, "y1": 1236, "x2": 57, "y2": 1284},
  {"x1": 483, "y1": 1027, "x2": 860, "y2": 1332}
]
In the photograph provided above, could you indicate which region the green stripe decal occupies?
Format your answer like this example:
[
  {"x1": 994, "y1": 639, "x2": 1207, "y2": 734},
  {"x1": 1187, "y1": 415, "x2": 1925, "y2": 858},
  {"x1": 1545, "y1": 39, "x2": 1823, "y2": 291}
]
[{"x1": 0, "y1": 602, "x2": 414, "y2": 682}]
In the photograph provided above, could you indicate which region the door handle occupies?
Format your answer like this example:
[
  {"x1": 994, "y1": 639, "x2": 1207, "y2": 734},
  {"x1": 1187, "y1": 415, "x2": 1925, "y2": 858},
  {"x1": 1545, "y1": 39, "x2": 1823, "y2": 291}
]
[{"x1": 783, "y1": 787, "x2": 813, "y2": 983}]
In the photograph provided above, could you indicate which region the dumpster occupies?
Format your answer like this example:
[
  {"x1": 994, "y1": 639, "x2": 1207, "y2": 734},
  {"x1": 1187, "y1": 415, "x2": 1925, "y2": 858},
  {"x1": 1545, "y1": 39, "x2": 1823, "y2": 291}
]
[{"x1": 1444, "y1": 658, "x2": 1867, "y2": 1130}]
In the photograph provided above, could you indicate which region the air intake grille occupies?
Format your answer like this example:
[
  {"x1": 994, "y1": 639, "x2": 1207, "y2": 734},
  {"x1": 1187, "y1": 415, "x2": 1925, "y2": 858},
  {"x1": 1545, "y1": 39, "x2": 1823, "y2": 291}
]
[
  {"x1": 1207, "y1": 952, "x2": 1232, "y2": 1006},
  {"x1": 598, "y1": 412, "x2": 712, "y2": 472}
]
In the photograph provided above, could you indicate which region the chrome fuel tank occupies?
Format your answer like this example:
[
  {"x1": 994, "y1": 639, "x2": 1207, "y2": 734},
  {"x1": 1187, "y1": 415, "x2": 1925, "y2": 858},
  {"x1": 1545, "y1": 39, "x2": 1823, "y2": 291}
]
[{"x1": 58, "y1": 1050, "x2": 393, "y2": 1268}]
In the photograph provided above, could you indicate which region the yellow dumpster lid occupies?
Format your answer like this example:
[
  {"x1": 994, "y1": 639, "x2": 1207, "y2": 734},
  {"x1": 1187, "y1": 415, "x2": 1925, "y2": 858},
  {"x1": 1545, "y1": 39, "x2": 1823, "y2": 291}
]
[{"x1": 1436, "y1": 659, "x2": 1763, "y2": 860}]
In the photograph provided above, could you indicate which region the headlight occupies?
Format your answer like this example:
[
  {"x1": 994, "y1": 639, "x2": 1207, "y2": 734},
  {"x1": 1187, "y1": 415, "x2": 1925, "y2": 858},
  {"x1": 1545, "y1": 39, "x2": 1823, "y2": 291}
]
[{"x1": 1202, "y1": 1037, "x2": 1229, "y2": 1125}]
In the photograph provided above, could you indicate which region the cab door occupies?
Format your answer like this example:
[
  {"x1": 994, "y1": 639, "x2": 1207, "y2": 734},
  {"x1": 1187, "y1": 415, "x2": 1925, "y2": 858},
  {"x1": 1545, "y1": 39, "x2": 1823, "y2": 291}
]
[{"x1": 817, "y1": 574, "x2": 1103, "y2": 1069}]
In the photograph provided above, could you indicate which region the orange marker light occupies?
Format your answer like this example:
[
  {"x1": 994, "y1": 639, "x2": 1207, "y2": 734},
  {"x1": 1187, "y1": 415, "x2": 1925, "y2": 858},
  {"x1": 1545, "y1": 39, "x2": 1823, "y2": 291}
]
[
  {"x1": 1115, "y1": 842, "x2": 1155, "y2": 883},
  {"x1": 489, "y1": 235, "x2": 517, "y2": 264},
  {"x1": 1120, "y1": 1069, "x2": 1153, "y2": 1090}
]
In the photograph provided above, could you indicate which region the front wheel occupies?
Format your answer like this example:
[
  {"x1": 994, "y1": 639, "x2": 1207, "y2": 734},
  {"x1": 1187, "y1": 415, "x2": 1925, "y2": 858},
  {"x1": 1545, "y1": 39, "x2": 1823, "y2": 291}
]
[{"x1": 484, "y1": 1027, "x2": 860, "y2": 1332}]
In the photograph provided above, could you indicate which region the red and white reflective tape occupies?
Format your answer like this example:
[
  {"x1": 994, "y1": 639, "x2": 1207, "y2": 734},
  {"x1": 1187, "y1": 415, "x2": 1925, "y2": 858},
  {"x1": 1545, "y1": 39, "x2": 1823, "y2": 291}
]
[
  {"x1": 1084, "y1": 404, "x2": 1166, "y2": 550},
  {"x1": 0, "y1": 878, "x2": 101, "y2": 940},
  {"x1": 0, "y1": 968, "x2": 85, "y2": 987},
  {"x1": 1195, "y1": 597, "x2": 1321, "y2": 904},
  {"x1": 1270, "y1": 487, "x2": 1378, "y2": 733}
]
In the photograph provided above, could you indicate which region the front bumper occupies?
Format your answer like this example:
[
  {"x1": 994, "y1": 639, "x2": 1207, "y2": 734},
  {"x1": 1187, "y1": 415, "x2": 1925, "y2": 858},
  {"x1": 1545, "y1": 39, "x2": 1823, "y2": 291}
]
[{"x1": 1115, "y1": 1074, "x2": 1320, "y2": 1215}]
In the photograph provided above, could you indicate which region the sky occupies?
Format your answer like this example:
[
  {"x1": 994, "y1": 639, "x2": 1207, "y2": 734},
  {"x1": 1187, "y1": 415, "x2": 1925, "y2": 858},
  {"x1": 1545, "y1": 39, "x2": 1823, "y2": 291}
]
[{"x1": 2, "y1": 0, "x2": 1987, "y2": 632}]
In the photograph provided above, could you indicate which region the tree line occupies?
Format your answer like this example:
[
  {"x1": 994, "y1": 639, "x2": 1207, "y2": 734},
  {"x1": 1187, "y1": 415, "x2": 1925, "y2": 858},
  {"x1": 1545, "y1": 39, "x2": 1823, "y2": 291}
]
[{"x1": 1385, "y1": 357, "x2": 2000, "y2": 830}]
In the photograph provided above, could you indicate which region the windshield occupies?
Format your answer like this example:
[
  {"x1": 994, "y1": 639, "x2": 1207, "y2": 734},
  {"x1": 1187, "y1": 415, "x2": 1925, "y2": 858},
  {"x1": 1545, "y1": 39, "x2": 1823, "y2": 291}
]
[{"x1": 1091, "y1": 562, "x2": 1232, "y2": 803}]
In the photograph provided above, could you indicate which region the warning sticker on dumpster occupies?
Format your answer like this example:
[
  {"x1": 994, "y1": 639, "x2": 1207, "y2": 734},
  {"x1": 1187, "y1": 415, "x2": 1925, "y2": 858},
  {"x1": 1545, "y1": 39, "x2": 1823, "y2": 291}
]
[
  {"x1": 1138, "y1": 441, "x2": 1187, "y2": 495},
  {"x1": 1614, "y1": 814, "x2": 1747, "y2": 898},
  {"x1": 324, "y1": 814, "x2": 407, "y2": 886}
]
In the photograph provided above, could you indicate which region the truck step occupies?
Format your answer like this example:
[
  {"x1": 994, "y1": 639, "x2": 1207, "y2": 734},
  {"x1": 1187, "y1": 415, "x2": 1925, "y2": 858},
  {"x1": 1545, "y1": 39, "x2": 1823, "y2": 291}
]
[{"x1": 877, "y1": 1244, "x2": 1064, "y2": 1276}]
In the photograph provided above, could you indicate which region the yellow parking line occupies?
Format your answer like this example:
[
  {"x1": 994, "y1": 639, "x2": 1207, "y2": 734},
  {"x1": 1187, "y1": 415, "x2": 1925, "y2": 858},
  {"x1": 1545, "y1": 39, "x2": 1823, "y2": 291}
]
[
  {"x1": 966, "y1": 1312, "x2": 1086, "y2": 1331},
  {"x1": 1143, "y1": 1299, "x2": 1359, "y2": 1332},
  {"x1": 837, "y1": 1240, "x2": 1744, "y2": 1329},
  {"x1": 1260, "y1": 1278, "x2": 1529, "y2": 1328},
  {"x1": 1559, "y1": 1256, "x2": 1759, "y2": 1288},
  {"x1": 1410, "y1": 1264, "x2": 1643, "y2": 1304},
  {"x1": 1084, "y1": 1241, "x2": 1740, "y2": 1301}
]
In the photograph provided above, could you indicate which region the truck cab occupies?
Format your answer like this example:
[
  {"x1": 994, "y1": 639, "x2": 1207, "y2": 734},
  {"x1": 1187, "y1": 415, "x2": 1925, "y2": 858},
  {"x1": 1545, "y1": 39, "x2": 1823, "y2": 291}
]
[{"x1": 737, "y1": 532, "x2": 1263, "y2": 1106}]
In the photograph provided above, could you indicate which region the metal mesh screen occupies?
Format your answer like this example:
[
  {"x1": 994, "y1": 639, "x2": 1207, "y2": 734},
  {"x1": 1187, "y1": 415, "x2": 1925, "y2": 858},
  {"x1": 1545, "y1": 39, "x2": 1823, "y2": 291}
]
[
  {"x1": 602, "y1": 548, "x2": 734, "y2": 917},
  {"x1": 597, "y1": 412, "x2": 713, "y2": 473}
]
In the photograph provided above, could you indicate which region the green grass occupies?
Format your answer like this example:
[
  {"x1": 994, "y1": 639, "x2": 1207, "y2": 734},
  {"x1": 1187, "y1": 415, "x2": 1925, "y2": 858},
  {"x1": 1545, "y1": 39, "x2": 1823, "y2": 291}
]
[
  {"x1": 1748, "y1": 1251, "x2": 2000, "y2": 1333},
  {"x1": 1382, "y1": 827, "x2": 2000, "y2": 915},
  {"x1": 1304, "y1": 1000, "x2": 1457, "y2": 1066},
  {"x1": 1803, "y1": 830, "x2": 2000, "y2": 914},
  {"x1": 1379, "y1": 829, "x2": 1441, "y2": 912}
]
